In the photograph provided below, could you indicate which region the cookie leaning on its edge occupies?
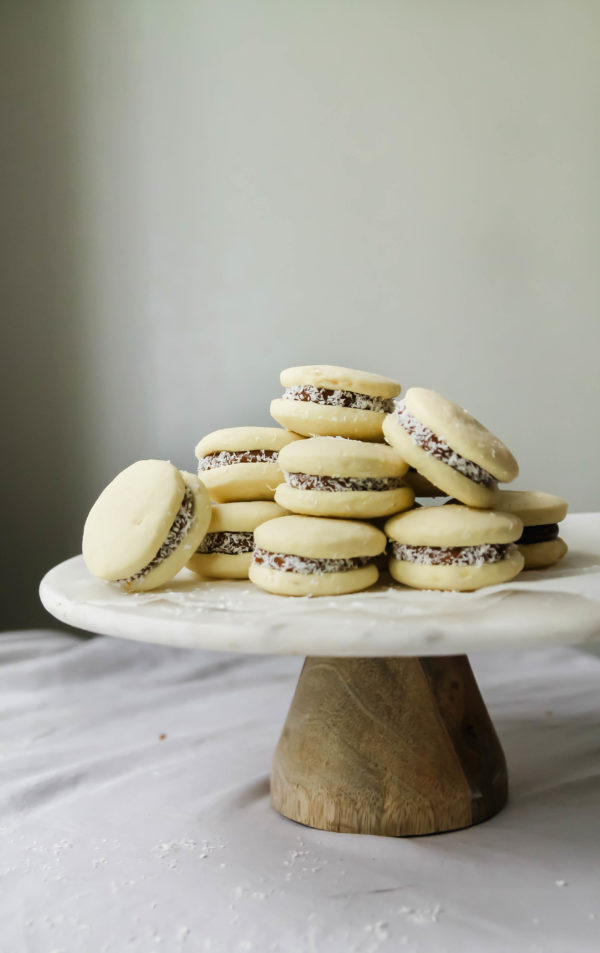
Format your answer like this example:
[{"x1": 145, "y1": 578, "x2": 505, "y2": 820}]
[
  {"x1": 270, "y1": 365, "x2": 401, "y2": 441},
  {"x1": 195, "y1": 427, "x2": 303, "y2": 502},
  {"x1": 495, "y1": 490, "x2": 568, "y2": 569},
  {"x1": 249, "y1": 514, "x2": 387, "y2": 596},
  {"x1": 187, "y1": 501, "x2": 287, "y2": 579},
  {"x1": 275, "y1": 437, "x2": 414, "y2": 519},
  {"x1": 383, "y1": 387, "x2": 518, "y2": 508},
  {"x1": 385, "y1": 504, "x2": 524, "y2": 591},
  {"x1": 82, "y1": 460, "x2": 211, "y2": 592}
]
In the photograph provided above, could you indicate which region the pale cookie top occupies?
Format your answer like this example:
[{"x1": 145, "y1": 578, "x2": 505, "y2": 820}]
[
  {"x1": 278, "y1": 436, "x2": 409, "y2": 479},
  {"x1": 196, "y1": 427, "x2": 303, "y2": 458},
  {"x1": 207, "y1": 501, "x2": 288, "y2": 533},
  {"x1": 385, "y1": 503, "x2": 523, "y2": 547},
  {"x1": 403, "y1": 388, "x2": 518, "y2": 482},
  {"x1": 280, "y1": 365, "x2": 401, "y2": 399},
  {"x1": 83, "y1": 461, "x2": 202, "y2": 579},
  {"x1": 254, "y1": 514, "x2": 387, "y2": 559},
  {"x1": 495, "y1": 490, "x2": 568, "y2": 526}
]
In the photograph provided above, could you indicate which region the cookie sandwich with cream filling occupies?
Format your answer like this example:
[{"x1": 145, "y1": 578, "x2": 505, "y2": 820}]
[
  {"x1": 275, "y1": 436, "x2": 414, "y2": 519},
  {"x1": 383, "y1": 387, "x2": 518, "y2": 507},
  {"x1": 188, "y1": 501, "x2": 288, "y2": 579},
  {"x1": 270, "y1": 365, "x2": 401, "y2": 441},
  {"x1": 495, "y1": 490, "x2": 568, "y2": 569},
  {"x1": 195, "y1": 426, "x2": 303, "y2": 502},
  {"x1": 385, "y1": 504, "x2": 524, "y2": 591},
  {"x1": 82, "y1": 460, "x2": 211, "y2": 592},
  {"x1": 249, "y1": 514, "x2": 386, "y2": 596}
]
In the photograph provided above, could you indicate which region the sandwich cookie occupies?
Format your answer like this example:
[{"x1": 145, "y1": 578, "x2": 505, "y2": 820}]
[
  {"x1": 249, "y1": 514, "x2": 386, "y2": 597},
  {"x1": 383, "y1": 387, "x2": 518, "y2": 507},
  {"x1": 195, "y1": 427, "x2": 303, "y2": 502},
  {"x1": 495, "y1": 490, "x2": 568, "y2": 569},
  {"x1": 270, "y1": 365, "x2": 401, "y2": 441},
  {"x1": 275, "y1": 436, "x2": 414, "y2": 519},
  {"x1": 82, "y1": 460, "x2": 211, "y2": 592},
  {"x1": 188, "y1": 501, "x2": 287, "y2": 579},
  {"x1": 385, "y1": 504, "x2": 524, "y2": 591}
]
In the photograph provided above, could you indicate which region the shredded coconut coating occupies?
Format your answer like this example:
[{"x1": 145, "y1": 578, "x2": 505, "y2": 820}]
[
  {"x1": 284, "y1": 471, "x2": 406, "y2": 493},
  {"x1": 198, "y1": 449, "x2": 279, "y2": 471},
  {"x1": 389, "y1": 541, "x2": 514, "y2": 567},
  {"x1": 394, "y1": 402, "x2": 496, "y2": 488},
  {"x1": 121, "y1": 488, "x2": 195, "y2": 583},
  {"x1": 253, "y1": 547, "x2": 375, "y2": 575},
  {"x1": 197, "y1": 531, "x2": 254, "y2": 555},
  {"x1": 283, "y1": 385, "x2": 394, "y2": 414}
]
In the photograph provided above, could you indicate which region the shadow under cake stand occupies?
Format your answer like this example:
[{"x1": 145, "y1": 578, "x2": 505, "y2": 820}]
[{"x1": 40, "y1": 513, "x2": 600, "y2": 837}]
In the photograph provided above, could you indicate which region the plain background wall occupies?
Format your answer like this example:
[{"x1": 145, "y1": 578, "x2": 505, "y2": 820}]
[{"x1": 1, "y1": 0, "x2": 599, "y2": 628}]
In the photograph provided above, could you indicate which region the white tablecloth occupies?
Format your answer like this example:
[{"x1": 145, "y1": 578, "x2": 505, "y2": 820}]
[{"x1": 1, "y1": 630, "x2": 599, "y2": 953}]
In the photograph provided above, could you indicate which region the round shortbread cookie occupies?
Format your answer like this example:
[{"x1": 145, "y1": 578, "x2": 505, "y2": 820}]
[
  {"x1": 495, "y1": 490, "x2": 568, "y2": 526},
  {"x1": 275, "y1": 483, "x2": 414, "y2": 519},
  {"x1": 270, "y1": 398, "x2": 388, "y2": 442},
  {"x1": 277, "y1": 436, "x2": 408, "y2": 479},
  {"x1": 519, "y1": 537, "x2": 568, "y2": 570},
  {"x1": 280, "y1": 365, "x2": 400, "y2": 399},
  {"x1": 385, "y1": 504, "x2": 523, "y2": 547},
  {"x1": 187, "y1": 501, "x2": 287, "y2": 579},
  {"x1": 389, "y1": 546, "x2": 524, "y2": 591},
  {"x1": 249, "y1": 561, "x2": 379, "y2": 597},
  {"x1": 383, "y1": 414, "x2": 499, "y2": 508},
  {"x1": 82, "y1": 462, "x2": 211, "y2": 592},
  {"x1": 195, "y1": 427, "x2": 303, "y2": 503},
  {"x1": 254, "y1": 514, "x2": 386, "y2": 559},
  {"x1": 195, "y1": 426, "x2": 301, "y2": 457},
  {"x1": 403, "y1": 388, "x2": 518, "y2": 482}
]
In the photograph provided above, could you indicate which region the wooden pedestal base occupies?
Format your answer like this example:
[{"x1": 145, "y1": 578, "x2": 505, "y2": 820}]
[{"x1": 271, "y1": 655, "x2": 507, "y2": 837}]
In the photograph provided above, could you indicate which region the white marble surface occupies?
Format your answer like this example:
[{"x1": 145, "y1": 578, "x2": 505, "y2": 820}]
[{"x1": 40, "y1": 514, "x2": 600, "y2": 657}]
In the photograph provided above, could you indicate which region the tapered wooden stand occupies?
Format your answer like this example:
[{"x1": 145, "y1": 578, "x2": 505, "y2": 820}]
[{"x1": 271, "y1": 655, "x2": 507, "y2": 837}]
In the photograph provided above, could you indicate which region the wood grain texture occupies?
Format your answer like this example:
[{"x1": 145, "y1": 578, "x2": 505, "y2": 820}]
[{"x1": 271, "y1": 655, "x2": 507, "y2": 836}]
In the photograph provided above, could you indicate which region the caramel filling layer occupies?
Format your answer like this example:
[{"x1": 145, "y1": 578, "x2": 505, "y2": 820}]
[
  {"x1": 197, "y1": 531, "x2": 254, "y2": 555},
  {"x1": 198, "y1": 449, "x2": 279, "y2": 471},
  {"x1": 120, "y1": 487, "x2": 195, "y2": 584},
  {"x1": 517, "y1": 523, "x2": 559, "y2": 545},
  {"x1": 389, "y1": 541, "x2": 513, "y2": 567},
  {"x1": 284, "y1": 471, "x2": 406, "y2": 493},
  {"x1": 253, "y1": 548, "x2": 376, "y2": 574},
  {"x1": 283, "y1": 385, "x2": 394, "y2": 414},
  {"x1": 394, "y1": 403, "x2": 496, "y2": 488}
]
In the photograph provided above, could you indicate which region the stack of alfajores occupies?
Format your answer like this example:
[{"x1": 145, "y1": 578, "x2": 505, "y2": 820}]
[{"x1": 82, "y1": 363, "x2": 568, "y2": 597}]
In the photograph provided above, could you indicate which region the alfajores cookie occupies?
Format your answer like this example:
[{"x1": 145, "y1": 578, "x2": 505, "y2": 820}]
[
  {"x1": 82, "y1": 460, "x2": 211, "y2": 592},
  {"x1": 385, "y1": 504, "x2": 524, "y2": 591},
  {"x1": 249, "y1": 514, "x2": 386, "y2": 597},
  {"x1": 188, "y1": 501, "x2": 287, "y2": 579},
  {"x1": 274, "y1": 436, "x2": 414, "y2": 519},
  {"x1": 270, "y1": 365, "x2": 401, "y2": 441},
  {"x1": 404, "y1": 468, "x2": 446, "y2": 498},
  {"x1": 383, "y1": 387, "x2": 518, "y2": 507},
  {"x1": 495, "y1": 490, "x2": 568, "y2": 569},
  {"x1": 195, "y1": 427, "x2": 303, "y2": 502}
]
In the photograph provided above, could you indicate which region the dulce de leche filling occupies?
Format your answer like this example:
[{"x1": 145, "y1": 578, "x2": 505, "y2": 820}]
[
  {"x1": 283, "y1": 385, "x2": 394, "y2": 414},
  {"x1": 120, "y1": 487, "x2": 195, "y2": 584},
  {"x1": 394, "y1": 402, "x2": 496, "y2": 488},
  {"x1": 197, "y1": 531, "x2": 254, "y2": 555},
  {"x1": 253, "y1": 547, "x2": 376, "y2": 575},
  {"x1": 517, "y1": 523, "x2": 559, "y2": 545},
  {"x1": 389, "y1": 541, "x2": 514, "y2": 567},
  {"x1": 284, "y1": 471, "x2": 406, "y2": 493},
  {"x1": 198, "y1": 449, "x2": 279, "y2": 471}
]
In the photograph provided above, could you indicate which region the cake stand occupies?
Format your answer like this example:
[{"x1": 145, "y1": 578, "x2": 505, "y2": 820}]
[{"x1": 40, "y1": 513, "x2": 600, "y2": 838}]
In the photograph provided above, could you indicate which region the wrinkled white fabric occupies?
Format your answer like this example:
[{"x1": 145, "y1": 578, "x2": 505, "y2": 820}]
[{"x1": 1, "y1": 630, "x2": 599, "y2": 953}]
